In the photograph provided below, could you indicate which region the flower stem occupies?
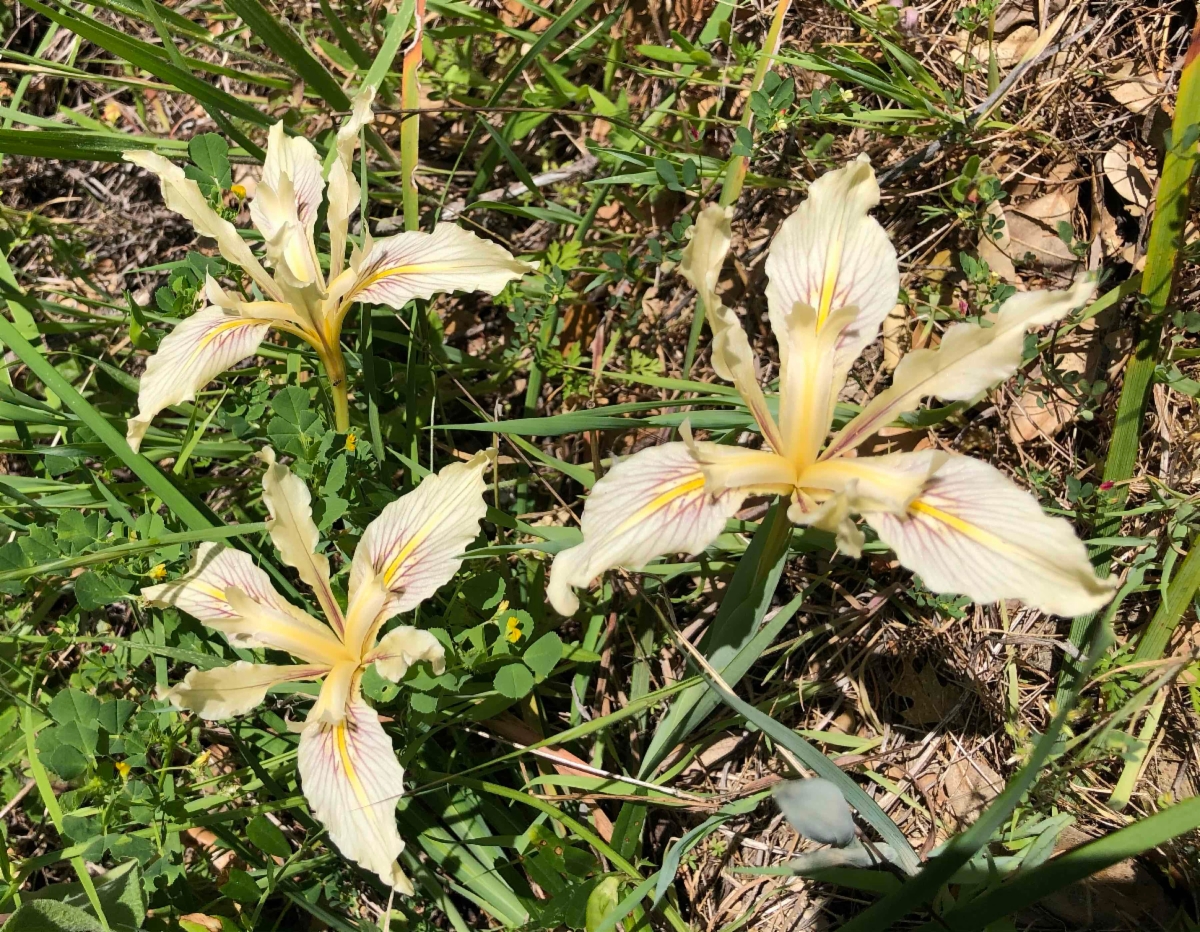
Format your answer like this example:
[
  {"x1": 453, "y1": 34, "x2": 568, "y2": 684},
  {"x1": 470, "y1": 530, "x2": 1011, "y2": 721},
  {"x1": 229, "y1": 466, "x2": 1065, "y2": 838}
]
[
  {"x1": 683, "y1": 0, "x2": 792, "y2": 377},
  {"x1": 400, "y1": 0, "x2": 426, "y2": 232},
  {"x1": 322, "y1": 345, "x2": 351, "y2": 434},
  {"x1": 717, "y1": 0, "x2": 792, "y2": 210}
]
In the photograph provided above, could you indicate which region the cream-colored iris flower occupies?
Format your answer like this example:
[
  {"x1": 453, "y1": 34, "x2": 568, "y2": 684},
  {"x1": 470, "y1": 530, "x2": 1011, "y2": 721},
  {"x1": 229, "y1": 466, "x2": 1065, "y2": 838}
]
[
  {"x1": 146, "y1": 447, "x2": 494, "y2": 893},
  {"x1": 549, "y1": 156, "x2": 1116, "y2": 619},
  {"x1": 123, "y1": 88, "x2": 536, "y2": 449}
]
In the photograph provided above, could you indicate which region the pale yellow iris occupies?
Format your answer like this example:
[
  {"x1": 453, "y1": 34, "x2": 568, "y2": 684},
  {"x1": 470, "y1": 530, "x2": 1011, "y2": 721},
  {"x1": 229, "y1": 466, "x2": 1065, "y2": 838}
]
[
  {"x1": 122, "y1": 85, "x2": 535, "y2": 450},
  {"x1": 146, "y1": 447, "x2": 495, "y2": 893},
  {"x1": 548, "y1": 156, "x2": 1115, "y2": 619}
]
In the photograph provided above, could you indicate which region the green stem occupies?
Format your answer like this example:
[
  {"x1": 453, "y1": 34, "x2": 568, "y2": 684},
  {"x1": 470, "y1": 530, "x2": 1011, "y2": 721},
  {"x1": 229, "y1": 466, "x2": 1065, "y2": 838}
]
[
  {"x1": 515, "y1": 301, "x2": 560, "y2": 515},
  {"x1": 399, "y1": 0, "x2": 425, "y2": 231},
  {"x1": 323, "y1": 344, "x2": 350, "y2": 434},
  {"x1": 1057, "y1": 21, "x2": 1200, "y2": 702},
  {"x1": 683, "y1": 0, "x2": 791, "y2": 377},
  {"x1": 717, "y1": 0, "x2": 791, "y2": 210},
  {"x1": 1107, "y1": 538, "x2": 1200, "y2": 809},
  {"x1": 1133, "y1": 539, "x2": 1200, "y2": 663},
  {"x1": 359, "y1": 308, "x2": 385, "y2": 462}
]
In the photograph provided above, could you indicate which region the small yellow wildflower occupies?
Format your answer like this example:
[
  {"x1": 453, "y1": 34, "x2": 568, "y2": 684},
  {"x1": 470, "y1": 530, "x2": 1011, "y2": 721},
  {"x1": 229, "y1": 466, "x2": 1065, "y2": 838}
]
[
  {"x1": 148, "y1": 563, "x2": 167, "y2": 581},
  {"x1": 344, "y1": 430, "x2": 357, "y2": 452},
  {"x1": 115, "y1": 760, "x2": 131, "y2": 780},
  {"x1": 504, "y1": 615, "x2": 522, "y2": 643},
  {"x1": 229, "y1": 183, "x2": 247, "y2": 199},
  {"x1": 102, "y1": 101, "x2": 122, "y2": 125}
]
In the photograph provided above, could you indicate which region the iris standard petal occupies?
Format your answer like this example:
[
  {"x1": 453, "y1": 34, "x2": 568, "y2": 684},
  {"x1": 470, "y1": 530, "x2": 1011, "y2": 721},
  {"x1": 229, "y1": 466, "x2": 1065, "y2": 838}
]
[
  {"x1": 250, "y1": 123, "x2": 325, "y2": 288},
  {"x1": 259, "y1": 447, "x2": 345, "y2": 634},
  {"x1": 764, "y1": 154, "x2": 898, "y2": 382},
  {"x1": 123, "y1": 150, "x2": 279, "y2": 300},
  {"x1": 327, "y1": 86, "x2": 376, "y2": 281},
  {"x1": 679, "y1": 204, "x2": 731, "y2": 324},
  {"x1": 679, "y1": 205, "x2": 786, "y2": 451}
]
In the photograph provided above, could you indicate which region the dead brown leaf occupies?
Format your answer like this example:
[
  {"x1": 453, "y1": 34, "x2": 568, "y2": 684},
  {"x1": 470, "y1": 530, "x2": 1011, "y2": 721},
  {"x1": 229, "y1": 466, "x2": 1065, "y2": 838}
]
[
  {"x1": 1103, "y1": 142, "x2": 1156, "y2": 217},
  {"x1": 179, "y1": 915, "x2": 224, "y2": 932},
  {"x1": 941, "y1": 755, "x2": 1003, "y2": 829},
  {"x1": 1008, "y1": 316, "x2": 1101, "y2": 444},
  {"x1": 894, "y1": 660, "x2": 962, "y2": 725},
  {"x1": 982, "y1": 160, "x2": 1081, "y2": 276},
  {"x1": 994, "y1": 25, "x2": 1039, "y2": 67},
  {"x1": 1105, "y1": 63, "x2": 1165, "y2": 115},
  {"x1": 682, "y1": 734, "x2": 744, "y2": 776},
  {"x1": 993, "y1": 0, "x2": 1068, "y2": 35},
  {"x1": 1006, "y1": 192, "x2": 1077, "y2": 269}
]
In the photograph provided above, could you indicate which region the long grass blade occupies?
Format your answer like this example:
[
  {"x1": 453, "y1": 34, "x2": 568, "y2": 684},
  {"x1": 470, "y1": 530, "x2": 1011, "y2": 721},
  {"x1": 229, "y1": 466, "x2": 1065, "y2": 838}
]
[
  {"x1": 19, "y1": 0, "x2": 268, "y2": 127},
  {"x1": 223, "y1": 0, "x2": 350, "y2": 111},
  {"x1": 911, "y1": 794, "x2": 1200, "y2": 931},
  {"x1": 1058, "y1": 21, "x2": 1200, "y2": 701},
  {"x1": 22, "y1": 704, "x2": 111, "y2": 930},
  {"x1": 0, "y1": 523, "x2": 267, "y2": 582},
  {"x1": 639, "y1": 500, "x2": 793, "y2": 775},
  {"x1": 0, "y1": 282, "x2": 215, "y2": 532},
  {"x1": 671, "y1": 626, "x2": 923, "y2": 875}
]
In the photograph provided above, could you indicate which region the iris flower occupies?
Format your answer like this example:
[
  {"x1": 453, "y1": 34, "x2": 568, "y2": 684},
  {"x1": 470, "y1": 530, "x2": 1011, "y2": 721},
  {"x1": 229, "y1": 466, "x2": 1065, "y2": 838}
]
[
  {"x1": 145, "y1": 447, "x2": 493, "y2": 893},
  {"x1": 123, "y1": 88, "x2": 535, "y2": 449},
  {"x1": 549, "y1": 157, "x2": 1116, "y2": 619}
]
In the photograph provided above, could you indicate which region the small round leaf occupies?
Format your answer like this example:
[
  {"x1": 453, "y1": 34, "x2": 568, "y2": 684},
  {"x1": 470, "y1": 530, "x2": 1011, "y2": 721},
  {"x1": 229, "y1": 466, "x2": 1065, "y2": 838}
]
[{"x1": 493, "y1": 663, "x2": 535, "y2": 699}]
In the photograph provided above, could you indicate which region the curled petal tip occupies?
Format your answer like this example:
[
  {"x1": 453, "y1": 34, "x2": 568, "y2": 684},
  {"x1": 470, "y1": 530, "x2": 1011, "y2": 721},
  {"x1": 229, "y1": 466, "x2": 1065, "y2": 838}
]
[
  {"x1": 369, "y1": 626, "x2": 447, "y2": 682},
  {"x1": 126, "y1": 416, "x2": 150, "y2": 454},
  {"x1": 390, "y1": 865, "x2": 415, "y2": 896},
  {"x1": 547, "y1": 552, "x2": 583, "y2": 616}
]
